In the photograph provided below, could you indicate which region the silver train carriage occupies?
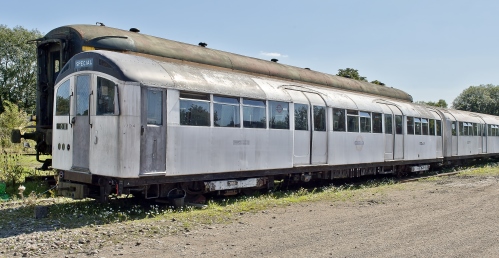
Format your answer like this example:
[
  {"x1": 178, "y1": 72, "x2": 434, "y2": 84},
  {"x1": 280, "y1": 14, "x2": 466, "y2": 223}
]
[{"x1": 54, "y1": 50, "x2": 499, "y2": 201}]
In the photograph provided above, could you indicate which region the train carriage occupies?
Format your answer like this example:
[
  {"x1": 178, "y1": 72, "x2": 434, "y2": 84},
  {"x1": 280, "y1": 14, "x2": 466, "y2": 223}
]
[
  {"x1": 53, "y1": 50, "x2": 458, "y2": 201},
  {"x1": 13, "y1": 24, "x2": 499, "y2": 201}
]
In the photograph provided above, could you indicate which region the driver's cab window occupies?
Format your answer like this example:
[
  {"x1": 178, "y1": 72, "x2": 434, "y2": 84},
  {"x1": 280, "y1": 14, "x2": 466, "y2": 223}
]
[
  {"x1": 55, "y1": 80, "x2": 70, "y2": 116},
  {"x1": 96, "y1": 77, "x2": 119, "y2": 115}
]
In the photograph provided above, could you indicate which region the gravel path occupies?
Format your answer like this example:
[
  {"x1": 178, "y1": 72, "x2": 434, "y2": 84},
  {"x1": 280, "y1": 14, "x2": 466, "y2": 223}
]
[{"x1": 1, "y1": 175, "x2": 499, "y2": 257}]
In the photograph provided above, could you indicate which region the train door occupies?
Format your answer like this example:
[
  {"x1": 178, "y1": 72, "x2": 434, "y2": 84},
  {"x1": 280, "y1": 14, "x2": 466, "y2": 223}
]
[
  {"x1": 287, "y1": 90, "x2": 328, "y2": 165},
  {"x1": 287, "y1": 90, "x2": 310, "y2": 165},
  {"x1": 72, "y1": 75, "x2": 91, "y2": 171},
  {"x1": 140, "y1": 87, "x2": 167, "y2": 174},
  {"x1": 478, "y1": 118, "x2": 487, "y2": 153},
  {"x1": 304, "y1": 92, "x2": 328, "y2": 164},
  {"x1": 381, "y1": 104, "x2": 404, "y2": 160}
]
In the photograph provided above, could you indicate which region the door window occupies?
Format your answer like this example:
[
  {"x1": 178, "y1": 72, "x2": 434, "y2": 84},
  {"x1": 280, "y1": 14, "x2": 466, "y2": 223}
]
[
  {"x1": 384, "y1": 114, "x2": 393, "y2": 134},
  {"x1": 294, "y1": 104, "x2": 308, "y2": 131},
  {"x1": 313, "y1": 106, "x2": 326, "y2": 131},
  {"x1": 76, "y1": 75, "x2": 90, "y2": 116},
  {"x1": 147, "y1": 89, "x2": 163, "y2": 125}
]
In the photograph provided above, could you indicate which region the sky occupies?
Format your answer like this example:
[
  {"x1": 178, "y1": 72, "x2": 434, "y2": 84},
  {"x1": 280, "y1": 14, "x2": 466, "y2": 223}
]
[{"x1": 2, "y1": 0, "x2": 499, "y2": 107}]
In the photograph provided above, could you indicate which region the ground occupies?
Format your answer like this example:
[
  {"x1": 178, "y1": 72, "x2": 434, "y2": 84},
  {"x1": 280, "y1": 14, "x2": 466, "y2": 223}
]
[{"x1": 1, "y1": 174, "x2": 499, "y2": 257}]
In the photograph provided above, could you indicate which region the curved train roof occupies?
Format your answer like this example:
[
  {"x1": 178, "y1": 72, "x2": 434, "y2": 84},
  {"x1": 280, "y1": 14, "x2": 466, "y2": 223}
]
[
  {"x1": 47, "y1": 24, "x2": 413, "y2": 102},
  {"x1": 58, "y1": 50, "x2": 499, "y2": 124}
]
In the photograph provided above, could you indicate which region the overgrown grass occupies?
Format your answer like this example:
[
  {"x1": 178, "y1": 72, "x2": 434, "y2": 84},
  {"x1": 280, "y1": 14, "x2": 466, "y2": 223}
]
[{"x1": 456, "y1": 162, "x2": 499, "y2": 177}]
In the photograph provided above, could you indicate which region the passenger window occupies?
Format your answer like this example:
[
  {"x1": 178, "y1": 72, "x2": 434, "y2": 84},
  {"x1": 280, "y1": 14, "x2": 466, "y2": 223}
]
[
  {"x1": 333, "y1": 108, "x2": 345, "y2": 132},
  {"x1": 147, "y1": 89, "x2": 163, "y2": 125},
  {"x1": 243, "y1": 98, "x2": 266, "y2": 128},
  {"x1": 180, "y1": 92, "x2": 210, "y2": 126},
  {"x1": 214, "y1": 96, "x2": 240, "y2": 128},
  {"x1": 488, "y1": 124, "x2": 492, "y2": 136},
  {"x1": 313, "y1": 106, "x2": 326, "y2": 131},
  {"x1": 474, "y1": 123, "x2": 479, "y2": 136},
  {"x1": 414, "y1": 117, "x2": 421, "y2": 135},
  {"x1": 372, "y1": 113, "x2": 382, "y2": 133},
  {"x1": 395, "y1": 115, "x2": 403, "y2": 134},
  {"x1": 347, "y1": 110, "x2": 359, "y2": 132},
  {"x1": 360, "y1": 112, "x2": 371, "y2": 133},
  {"x1": 294, "y1": 103, "x2": 308, "y2": 131},
  {"x1": 384, "y1": 114, "x2": 393, "y2": 134},
  {"x1": 55, "y1": 80, "x2": 70, "y2": 116},
  {"x1": 436, "y1": 120, "x2": 442, "y2": 136},
  {"x1": 407, "y1": 117, "x2": 414, "y2": 135},
  {"x1": 97, "y1": 77, "x2": 118, "y2": 116},
  {"x1": 269, "y1": 101, "x2": 289, "y2": 129},
  {"x1": 452, "y1": 122, "x2": 457, "y2": 136},
  {"x1": 429, "y1": 119, "x2": 435, "y2": 135},
  {"x1": 422, "y1": 118, "x2": 429, "y2": 135}
]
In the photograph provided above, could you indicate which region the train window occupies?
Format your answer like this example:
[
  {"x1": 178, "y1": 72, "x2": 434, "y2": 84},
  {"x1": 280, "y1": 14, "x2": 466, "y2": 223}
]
[
  {"x1": 436, "y1": 120, "x2": 442, "y2": 136},
  {"x1": 385, "y1": 114, "x2": 393, "y2": 134},
  {"x1": 243, "y1": 98, "x2": 266, "y2": 128},
  {"x1": 459, "y1": 122, "x2": 465, "y2": 136},
  {"x1": 429, "y1": 119, "x2": 435, "y2": 135},
  {"x1": 55, "y1": 80, "x2": 70, "y2": 116},
  {"x1": 180, "y1": 92, "x2": 210, "y2": 126},
  {"x1": 422, "y1": 118, "x2": 429, "y2": 135},
  {"x1": 314, "y1": 106, "x2": 326, "y2": 131},
  {"x1": 97, "y1": 77, "x2": 118, "y2": 116},
  {"x1": 269, "y1": 101, "x2": 289, "y2": 129},
  {"x1": 372, "y1": 113, "x2": 382, "y2": 133},
  {"x1": 295, "y1": 104, "x2": 308, "y2": 130},
  {"x1": 395, "y1": 115, "x2": 403, "y2": 134},
  {"x1": 76, "y1": 75, "x2": 90, "y2": 116},
  {"x1": 347, "y1": 110, "x2": 359, "y2": 132},
  {"x1": 488, "y1": 124, "x2": 492, "y2": 136},
  {"x1": 407, "y1": 117, "x2": 414, "y2": 135},
  {"x1": 474, "y1": 123, "x2": 479, "y2": 136},
  {"x1": 414, "y1": 117, "x2": 421, "y2": 135},
  {"x1": 214, "y1": 96, "x2": 240, "y2": 128},
  {"x1": 452, "y1": 122, "x2": 457, "y2": 136},
  {"x1": 147, "y1": 89, "x2": 162, "y2": 125},
  {"x1": 360, "y1": 112, "x2": 371, "y2": 133},
  {"x1": 333, "y1": 108, "x2": 345, "y2": 132}
]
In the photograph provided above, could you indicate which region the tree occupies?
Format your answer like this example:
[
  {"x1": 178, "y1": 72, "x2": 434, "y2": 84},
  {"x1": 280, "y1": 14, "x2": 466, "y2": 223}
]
[
  {"x1": 336, "y1": 68, "x2": 367, "y2": 82},
  {"x1": 415, "y1": 99, "x2": 448, "y2": 108},
  {"x1": 370, "y1": 80, "x2": 385, "y2": 86},
  {"x1": 0, "y1": 25, "x2": 42, "y2": 113},
  {"x1": 452, "y1": 84, "x2": 499, "y2": 115}
]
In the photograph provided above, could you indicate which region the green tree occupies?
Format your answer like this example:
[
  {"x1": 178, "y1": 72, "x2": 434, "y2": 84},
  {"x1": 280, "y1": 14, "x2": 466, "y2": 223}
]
[
  {"x1": 452, "y1": 84, "x2": 499, "y2": 115},
  {"x1": 370, "y1": 80, "x2": 385, "y2": 86},
  {"x1": 415, "y1": 99, "x2": 448, "y2": 108},
  {"x1": 336, "y1": 68, "x2": 367, "y2": 82},
  {"x1": 0, "y1": 101, "x2": 31, "y2": 149},
  {"x1": 0, "y1": 25, "x2": 42, "y2": 113}
]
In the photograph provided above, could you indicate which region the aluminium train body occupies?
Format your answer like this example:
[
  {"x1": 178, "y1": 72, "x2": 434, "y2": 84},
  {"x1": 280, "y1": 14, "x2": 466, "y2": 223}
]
[
  {"x1": 53, "y1": 50, "x2": 499, "y2": 201},
  {"x1": 12, "y1": 24, "x2": 411, "y2": 170}
]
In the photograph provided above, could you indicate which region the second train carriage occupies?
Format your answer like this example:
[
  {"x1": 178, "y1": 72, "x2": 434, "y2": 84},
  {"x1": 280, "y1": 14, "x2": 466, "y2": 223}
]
[{"x1": 53, "y1": 50, "x2": 499, "y2": 201}]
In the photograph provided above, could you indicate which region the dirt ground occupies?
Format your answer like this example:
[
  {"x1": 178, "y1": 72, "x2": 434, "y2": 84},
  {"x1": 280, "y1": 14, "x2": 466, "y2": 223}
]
[{"x1": 4, "y1": 175, "x2": 499, "y2": 257}]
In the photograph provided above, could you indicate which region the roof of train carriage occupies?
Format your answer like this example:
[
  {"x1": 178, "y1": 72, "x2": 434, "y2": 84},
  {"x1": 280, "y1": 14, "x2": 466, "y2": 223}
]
[{"x1": 47, "y1": 24, "x2": 413, "y2": 102}]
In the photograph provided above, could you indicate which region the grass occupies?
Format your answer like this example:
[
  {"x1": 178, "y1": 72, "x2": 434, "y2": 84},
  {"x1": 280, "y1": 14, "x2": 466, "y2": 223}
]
[{"x1": 1, "y1": 157, "x2": 499, "y2": 241}]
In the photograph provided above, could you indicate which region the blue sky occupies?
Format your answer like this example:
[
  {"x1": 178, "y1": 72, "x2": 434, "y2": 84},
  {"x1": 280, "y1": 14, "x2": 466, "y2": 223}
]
[{"x1": 2, "y1": 0, "x2": 498, "y2": 106}]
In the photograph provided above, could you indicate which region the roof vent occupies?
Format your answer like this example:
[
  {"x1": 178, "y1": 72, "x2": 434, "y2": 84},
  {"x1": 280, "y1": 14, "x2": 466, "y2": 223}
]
[
  {"x1": 271, "y1": 59, "x2": 278, "y2": 62},
  {"x1": 96, "y1": 22, "x2": 105, "y2": 26},
  {"x1": 129, "y1": 28, "x2": 140, "y2": 33},
  {"x1": 198, "y1": 42, "x2": 207, "y2": 47},
  {"x1": 304, "y1": 68, "x2": 311, "y2": 70}
]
